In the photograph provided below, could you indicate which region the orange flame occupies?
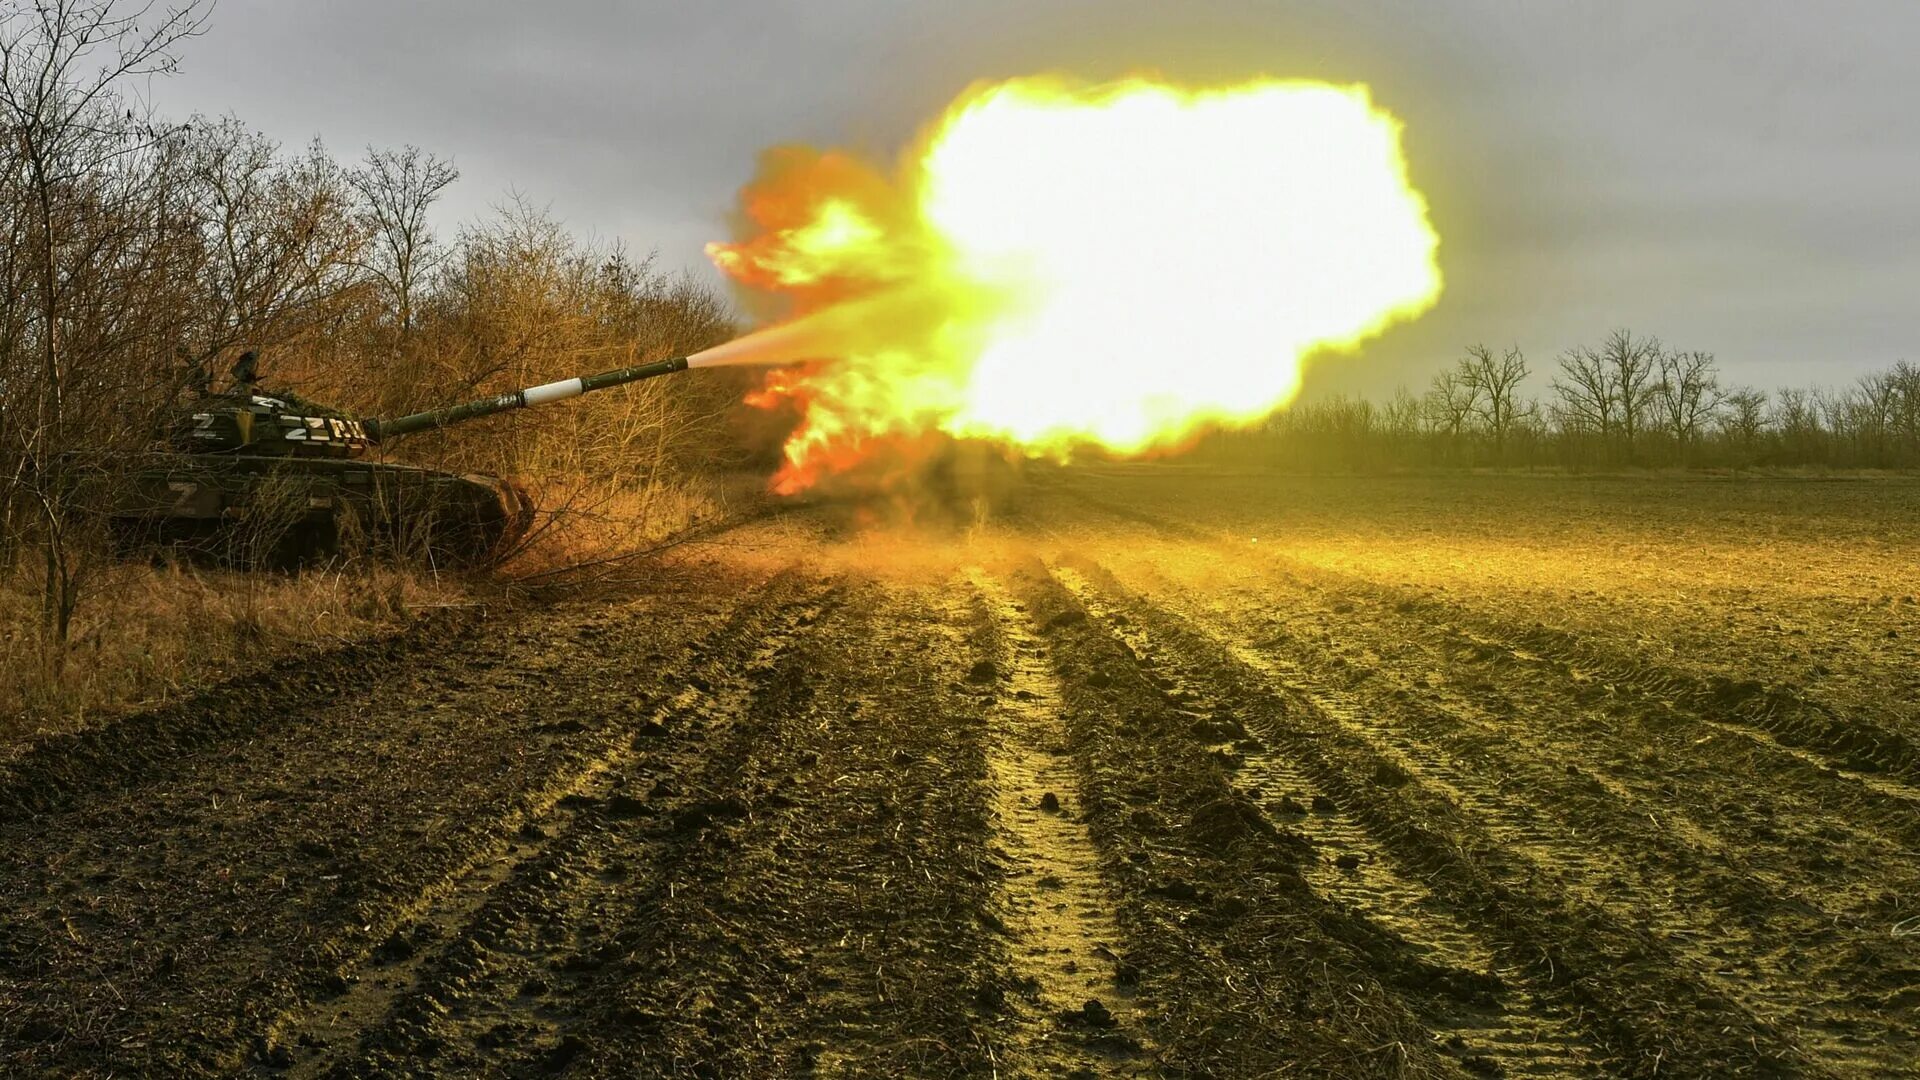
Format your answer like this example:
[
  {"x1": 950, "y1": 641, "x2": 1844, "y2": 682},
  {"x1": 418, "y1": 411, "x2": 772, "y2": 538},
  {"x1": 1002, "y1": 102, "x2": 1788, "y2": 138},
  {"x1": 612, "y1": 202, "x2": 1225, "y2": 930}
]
[{"x1": 706, "y1": 75, "x2": 1443, "y2": 492}]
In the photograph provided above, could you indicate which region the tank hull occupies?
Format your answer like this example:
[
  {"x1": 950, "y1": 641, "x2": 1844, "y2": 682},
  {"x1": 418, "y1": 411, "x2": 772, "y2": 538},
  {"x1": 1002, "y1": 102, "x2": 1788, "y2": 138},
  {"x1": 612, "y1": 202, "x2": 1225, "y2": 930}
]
[{"x1": 105, "y1": 453, "x2": 534, "y2": 568}]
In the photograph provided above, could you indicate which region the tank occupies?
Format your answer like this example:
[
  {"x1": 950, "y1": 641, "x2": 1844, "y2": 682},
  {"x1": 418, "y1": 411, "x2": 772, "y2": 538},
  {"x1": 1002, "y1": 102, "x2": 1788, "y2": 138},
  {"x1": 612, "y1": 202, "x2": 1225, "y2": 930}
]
[{"x1": 109, "y1": 352, "x2": 692, "y2": 567}]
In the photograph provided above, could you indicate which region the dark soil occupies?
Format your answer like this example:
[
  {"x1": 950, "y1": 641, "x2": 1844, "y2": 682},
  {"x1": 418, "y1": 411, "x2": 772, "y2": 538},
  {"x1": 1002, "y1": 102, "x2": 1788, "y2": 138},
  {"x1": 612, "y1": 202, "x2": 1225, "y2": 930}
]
[{"x1": 2, "y1": 471, "x2": 1915, "y2": 1078}]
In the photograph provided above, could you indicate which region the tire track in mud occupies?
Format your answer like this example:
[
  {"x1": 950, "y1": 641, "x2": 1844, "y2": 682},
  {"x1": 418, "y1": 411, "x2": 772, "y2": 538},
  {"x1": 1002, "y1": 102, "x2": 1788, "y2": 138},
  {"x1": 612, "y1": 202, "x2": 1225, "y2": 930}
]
[
  {"x1": 1425, "y1": 593, "x2": 1920, "y2": 831},
  {"x1": 962, "y1": 570, "x2": 1151, "y2": 1077},
  {"x1": 1135, "y1": 548, "x2": 1920, "y2": 1037},
  {"x1": 1060, "y1": 484, "x2": 1920, "y2": 808},
  {"x1": 1263, "y1": 549, "x2": 1920, "y2": 809},
  {"x1": 1437, "y1": 597, "x2": 1920, "y2": 785},
  {"x1": 1056, "y1": 489, "x2": 1920, "y2": 954},
  {"x1": 281, "y1": 571, "x2": 840, "y2": 1076},
  {"x1": 997, "y1": 559, "x2": 1487, "y2": 1080},
  {"x1": 1051, "y1": 566, "x2": 1604, "y2": 1080},
  {"x1": 1059, "y1": 484, "x2": 1920, "y2": 826},
  {"x1": 1080, "y1": 556, "x2": 1918, "y2": 1076},
  {"x1": 482, "y1": 579, "x2": 1009, "y2": 1079},
  {"x1": 1035, "y1": 559, "x2": 1821, "y2": 1079},
  {"x1": 1185, "y1": 559, "x2": 1920, "y2": 913},
  {"x1": 0, "y1": 559, "x2": 781, "y2": 1078},
  {"x1": 1182, "y1": 534, "x2": 1920, "y2": 853}
]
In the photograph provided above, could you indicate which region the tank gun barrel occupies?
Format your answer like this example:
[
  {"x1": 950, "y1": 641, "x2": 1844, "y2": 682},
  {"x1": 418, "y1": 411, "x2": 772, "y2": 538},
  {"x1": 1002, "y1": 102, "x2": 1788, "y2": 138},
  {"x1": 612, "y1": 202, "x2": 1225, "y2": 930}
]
[{"x1": 364, "y1": 356, "x2": 690, "y2": 442}]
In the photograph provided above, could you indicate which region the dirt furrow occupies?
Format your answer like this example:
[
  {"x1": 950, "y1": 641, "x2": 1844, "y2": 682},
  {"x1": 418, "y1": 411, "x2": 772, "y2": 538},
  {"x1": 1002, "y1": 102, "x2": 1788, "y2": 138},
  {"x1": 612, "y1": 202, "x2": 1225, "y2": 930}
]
[
  {"x1": 963, "y1": 570, "x2": 1152, "y2": 1077},
  {"x1": 1083, "y1": 556, "x2": 1914, "y2": 1076},
  {"x1": 1041, "y1": 560, "x2": 1824, "y2": 1078},
  {"x1": 0, "y1": 559, "x2": 776, "y2": 1077},
  {"x1": 1296, "y1": 557, "x2": 1920, "y2": 792},
  {"x1": 1054, "y1": 482, "x2": 1920, "y2": 782},
  {"x1": 514, "y1": 579, "x2": 1007, "y2": 1078},
  {"x1": 1059, "y1": 498, "x2": 1920, "y2": 924},
  {"x1": 1157, "y1": 549, "x2": 1920, "y2": 939},
  {"x1": 279, "y1": 572, "x2": 840, "y2": 1076},
  {"x1": 1055, "y1": 566, "x2": 1604, "y2": 1080},
  {"x1": 996, "y1": 559, "x2": 1493, "y2": 1079}
]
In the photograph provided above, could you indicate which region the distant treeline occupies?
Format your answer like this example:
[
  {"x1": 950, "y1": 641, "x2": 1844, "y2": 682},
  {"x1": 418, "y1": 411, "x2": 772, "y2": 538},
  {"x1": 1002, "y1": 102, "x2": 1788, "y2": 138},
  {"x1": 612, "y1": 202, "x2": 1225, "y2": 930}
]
[{"x1": 1205, "y1": 331, "x2": 1920, "y2": 471}]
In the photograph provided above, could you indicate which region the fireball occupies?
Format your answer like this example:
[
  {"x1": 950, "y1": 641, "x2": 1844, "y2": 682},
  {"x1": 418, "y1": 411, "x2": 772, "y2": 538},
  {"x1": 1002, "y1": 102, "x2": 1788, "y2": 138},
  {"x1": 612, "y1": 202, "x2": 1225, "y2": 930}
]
[{"x1": 702, "y1": 75, "x2": 1442, "y2": 492}]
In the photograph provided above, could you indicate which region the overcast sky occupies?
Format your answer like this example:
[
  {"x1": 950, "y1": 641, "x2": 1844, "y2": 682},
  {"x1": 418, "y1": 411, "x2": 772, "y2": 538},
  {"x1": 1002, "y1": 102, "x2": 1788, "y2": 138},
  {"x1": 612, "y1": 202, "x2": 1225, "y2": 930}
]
[{"x1": 159, "y1": 0, "x2": 1918, "y2": 398}]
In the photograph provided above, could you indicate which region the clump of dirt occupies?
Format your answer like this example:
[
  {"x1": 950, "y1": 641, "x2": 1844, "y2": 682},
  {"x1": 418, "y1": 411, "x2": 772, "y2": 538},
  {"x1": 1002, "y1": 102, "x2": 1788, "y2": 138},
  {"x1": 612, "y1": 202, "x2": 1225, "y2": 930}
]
[{"x1": 1185, "y1": 796, "x2": 1277, "y2": 854}]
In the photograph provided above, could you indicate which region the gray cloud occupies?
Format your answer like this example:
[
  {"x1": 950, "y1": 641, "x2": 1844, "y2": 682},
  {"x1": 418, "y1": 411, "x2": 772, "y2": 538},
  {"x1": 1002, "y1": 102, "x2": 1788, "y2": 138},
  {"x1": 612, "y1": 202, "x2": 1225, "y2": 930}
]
[{"x1": 163, "y1": 0, "x2": 1917, "y2": 395}]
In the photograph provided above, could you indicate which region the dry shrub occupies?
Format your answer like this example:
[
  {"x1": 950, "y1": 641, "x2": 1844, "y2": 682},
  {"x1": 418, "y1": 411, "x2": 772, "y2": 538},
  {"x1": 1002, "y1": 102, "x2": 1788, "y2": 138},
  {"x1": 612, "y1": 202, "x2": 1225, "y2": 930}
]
[{"x1": 501, "y1": 475, "x2": 733, "y2": 577}]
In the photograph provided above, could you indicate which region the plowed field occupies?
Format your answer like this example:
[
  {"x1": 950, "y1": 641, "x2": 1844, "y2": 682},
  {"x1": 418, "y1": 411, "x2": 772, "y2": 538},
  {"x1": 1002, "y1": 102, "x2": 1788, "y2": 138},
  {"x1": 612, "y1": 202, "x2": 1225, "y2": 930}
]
[{"x1": 4, "y1": 468, "x2": 1916, "y2": 1078}]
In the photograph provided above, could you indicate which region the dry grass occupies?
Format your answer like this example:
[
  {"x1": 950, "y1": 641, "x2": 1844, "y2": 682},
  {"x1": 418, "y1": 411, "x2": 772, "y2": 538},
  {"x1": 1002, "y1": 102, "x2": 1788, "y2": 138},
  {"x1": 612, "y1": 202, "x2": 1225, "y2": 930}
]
[
  {"x1": 503, "y1": 476, "x2": 730, "y2": 576},
  {"x1": 0, "y1": 558, "x2": 457, "y2": 747},
  {"x1": 0, "y1": 470, "x2": 768, "y2": 750}
]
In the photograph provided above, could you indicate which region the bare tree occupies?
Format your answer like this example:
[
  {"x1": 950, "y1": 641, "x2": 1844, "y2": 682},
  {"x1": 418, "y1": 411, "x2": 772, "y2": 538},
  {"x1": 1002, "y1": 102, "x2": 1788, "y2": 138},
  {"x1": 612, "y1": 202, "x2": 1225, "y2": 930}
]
[
  {"x1": 1422, "y1": 367, "x2": 1477, "y2": 463},
  {"x1": 1718, "y1": 386, "x2": 1768, "y2": 461},
  {"x1": 1825, "y1": 393, "x2": 1854, "y2": 465},
  {"x1": 1890, "y1": 360, "x2": 1920, "y2": 466},
  {"x1": 1772, "y1": 386, "x2": 1823, "y2": 463},
  {"x1": 0, "y1": 0, "x2": 212, "y2": 648},
  {"x1": 1550, "y1": 344, "x2": 1614, "y2": 454},
  {"x1": 1551, "y1": 330, "x2": 1661, "y2": 463},
  {"x1": 182, "y1": 119, "x2": 370, "y2": 367},
  {"x1": 1460, "y1": 343, "x2": 1528, "y2": 463},
  {"x1": 1194, "y1": 361, "x2": 1920, "y2": 472},
  {"x1": 1655, "y1": 349, "x2": 1725, "y2": 463},
  {"x1": 1512, "y1": 397, "x2": 1548, "y2": 461},
  {"x1": 0, "y1": 0, "x2": 208, "y2": 424},
  {"x1": 348, "y1": 144, "x2": 458, "y2": 337},
  {"x1": 1381, "y1": 386, "x2": 1422, "y2": 464},
  {"x1": 1851, "y1": 369, "x2": 1902, "y2": 466},
  {"x1": 1600, "y1": 329, "x2": 1661, "y2": 461}
]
